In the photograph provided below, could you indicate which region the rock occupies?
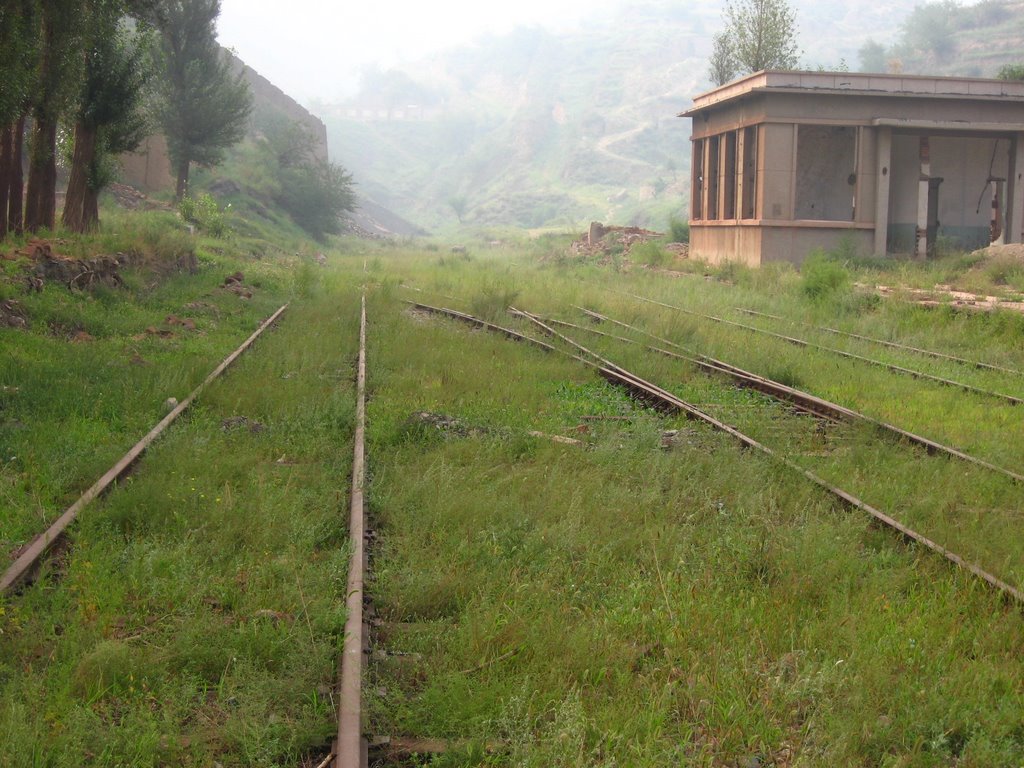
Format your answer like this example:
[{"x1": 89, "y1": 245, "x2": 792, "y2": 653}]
[
  {"x1": 164, "y1": 397, "x2": 179, "y2": 412},
  {"x1": 220, "y1": 416, "x2": 265, "y2": 433},
  {"x1": 0, "y1": 299, "x2": 28, "y2": 329},
  {"x1": 208, "y1": 178, "x2": 241, "y2": 197}
]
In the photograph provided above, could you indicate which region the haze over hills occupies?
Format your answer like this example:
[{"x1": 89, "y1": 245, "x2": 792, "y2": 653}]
[{"x1": 317, "y1": 0, "x2": 1022, "y2": 234}]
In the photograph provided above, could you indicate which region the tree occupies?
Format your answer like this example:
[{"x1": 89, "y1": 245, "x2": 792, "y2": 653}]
[
  {"x1": 900, "y1": 0, "x2": 958, "y2": 63},
  {"x1": 709, "y1": 32, "x2": 737, "y2": 86},
  {"x1": 997, "y1": 64, "x2": 1024, "y2": 81},
  {"x1": 24, "y1": 0, "x2": 87, "y2": 233},
  {"x1": 448, "y1": 195, "x2": 468, "y2": 224},
  {"x1": 712, "y1": 0, "x2": 801, "y2": 80},
  {"x1": 858, "y1": 39, "x2": 887, "y2": 73},
  {"x1": 157, "y1": 0, "x2": 252, "y2": 200},
  {"x1": 0, "y1": 0, "x2": 38, "y2": 236},
  {"x1": 63, "y1": 2, "x2": 152, "y2": 232}
]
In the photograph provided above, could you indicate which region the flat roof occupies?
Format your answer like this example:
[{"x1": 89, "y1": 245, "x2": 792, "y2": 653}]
[{"x1": 682, "y1": 70, "x2": 1024, "y2": 116}]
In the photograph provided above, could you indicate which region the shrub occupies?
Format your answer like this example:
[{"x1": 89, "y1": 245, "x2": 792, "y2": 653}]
[
  {"x1": 631, "y1": 241, "x2": 670, "y2": 267},
  {"x1": 668, "y1": 216, "x2": 690, "y2": 243},
  {"x1": 470, "y1": 281, "x2": 519, "y2": 322},
  {"x1": 801, "y1": 250, "x2": 851, "y2": 299},
  {"x1": 179, "y1": 193, "x2": 227, "y2": 238}
]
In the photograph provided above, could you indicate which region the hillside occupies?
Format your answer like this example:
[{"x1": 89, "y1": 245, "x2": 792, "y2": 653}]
[{"x1": 320, "y1": 0, "x2": 1024, "y2": 233}]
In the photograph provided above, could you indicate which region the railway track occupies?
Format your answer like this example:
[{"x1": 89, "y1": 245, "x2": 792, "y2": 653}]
[
  {"x1": 735, "y1": 307, "x2": 1024, "y2": 376},
  {"x1": 622, "y1": 292, "x2": 1024, "y2": 406},
  {"x1": 556, "y1": 305, "x2": 1024, "y2": 484},
  {"x1": 411, "y1": 300, "x2": 1024, "y2": 608},
  {"x1": 0, "y1": 304, "x2": 289, "y2": 594},
  {"x1": 335, "y1": 293, "x2": 368, "y2": 768}
]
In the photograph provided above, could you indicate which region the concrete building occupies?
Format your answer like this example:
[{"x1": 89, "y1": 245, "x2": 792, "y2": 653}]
[{"x1": 684, "y1": 71, "x2": 1024, "y2": 266}]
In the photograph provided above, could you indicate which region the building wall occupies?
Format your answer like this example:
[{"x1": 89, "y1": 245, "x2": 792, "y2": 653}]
[
  {"x1": 761, "y1": 226, "x2": 873, "y2": 265},
  {"x1": 888, "y1": 134, "x2": 1009, "y2": 251},
  {"x1": 690, "y1": 225, "x2": 763, "y2": 267},
  {"x1": 119, "y1": 134, "x2": 174, "y2": 193}
]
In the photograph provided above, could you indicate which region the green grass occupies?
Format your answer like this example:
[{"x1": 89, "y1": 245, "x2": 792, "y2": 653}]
[
  {"x1": 358, "y1": 274, "x2": 1024, "y2": 766},
  {"x1": 0, "y1": 272, "x2": 361, "y2": 766},
  {"x1": 6, "y1": 228, "x2": 1024, "y2": 766}
]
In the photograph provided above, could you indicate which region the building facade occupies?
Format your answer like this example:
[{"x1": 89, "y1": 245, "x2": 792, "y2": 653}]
[{"x1": 685, "y1": 71, "x2": 1024, "y2": 266}]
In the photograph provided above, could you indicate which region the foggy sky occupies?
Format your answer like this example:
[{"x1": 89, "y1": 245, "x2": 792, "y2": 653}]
[{"x1": 217, "y1": 0, "x2": 623, "y2": 104}]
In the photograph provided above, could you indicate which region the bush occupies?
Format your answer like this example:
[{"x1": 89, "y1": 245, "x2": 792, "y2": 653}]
[
  {"x1": 631, "y1": 241, "x2": 670, "y2": 267},
  {"x1": 800, "y1": 250, "x2": 850, "y2": 299},
  {"x1": 668, "y1": 216, "x2": 690, "y2": 243},
  {"x1": 470, "y1": 281, "x2": 519, "y2": 322},
  {"x1": 179, "y1": 193, "x2": 227, "y2": 238}
]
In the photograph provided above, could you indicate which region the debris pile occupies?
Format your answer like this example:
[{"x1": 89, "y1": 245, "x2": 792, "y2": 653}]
[
  {"x1": 25, "y1": 240, "x2": 129, "y2": 289},
  {"x1": 108, "y1": 183, "x2": 170, "y2": 212},
  {"x1": 568, "y1": 221, "x2": 689, "y2": 262},
  {"x1": 221, "y1": 271, "x2": 254, "y2": 299}
]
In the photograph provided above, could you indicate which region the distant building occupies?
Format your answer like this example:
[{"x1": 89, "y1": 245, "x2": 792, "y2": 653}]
[{"x1": 684, "y1": 71, "x2": 1024, "y2": 266}]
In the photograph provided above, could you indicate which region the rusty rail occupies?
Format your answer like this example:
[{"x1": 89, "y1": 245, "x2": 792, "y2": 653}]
[
  {"x1": 736, "y1": 307, "x2": 1023, "y2": 377},
  {"x1": 0, "y1": 304, "x2": 290, "y2": 594},
  {"x1": 566, "y1": 306, "x2": 1024, "y2": 485},
  {"x1": 336, "y1": 294, "x2": 368, "y2": 768},
  {"x1": 420, "y1": 304, "x2": 1023, "y2": 608},
  {"x1": 623, "y1": 292, "x2": 1024, "y2": 407}
]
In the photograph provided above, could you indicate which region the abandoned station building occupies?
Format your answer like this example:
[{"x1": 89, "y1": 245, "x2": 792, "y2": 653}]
[{"x1": 685, "y1": 71, "x2": 1024, "y2": 266}]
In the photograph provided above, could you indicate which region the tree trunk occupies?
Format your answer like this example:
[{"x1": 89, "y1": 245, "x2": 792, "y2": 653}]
[
  {"x1": 25, "y1": 117, "x2": 58, "y2": 233},
  {"x1": 9, "y1": 115, "x2": 25, "y2": 235},
  {"x1": 0, "y1": 124, "x2": 12, "y2": 237},
  {"x1": 175, "y1": 157, "x2": 190, "y2": 201},
  {"x1": 62, "y1": 122, "x2": 97, "y2": 233},
  {"x1": 83, "y1": 185, "x2": 99, "y2": 231}
]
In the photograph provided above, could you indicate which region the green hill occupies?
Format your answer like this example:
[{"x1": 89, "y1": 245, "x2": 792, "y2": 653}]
[{"x1": 320, "y1": 0, "x2": 1022, "y2": 233}]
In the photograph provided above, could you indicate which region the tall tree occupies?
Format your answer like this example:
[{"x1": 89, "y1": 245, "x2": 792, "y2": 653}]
[
  {"x1": 63, "y1": 3, "x2": 151, "y2": 232},
  {"x1": 0, "y1": 1, "x2": 39, "y2": 236},
  {"x1": 156, "y1": 0, "x2": 252, "y2": 200},
  {"x1": 24, "y1": 0, "x2": 85, "y2": 232},
  {"x1": 712, "y1": 0, "x2": 801, "y2": 80},
  {"x1": 709, "y1": 32, "x2": 737, "y2": 86}
]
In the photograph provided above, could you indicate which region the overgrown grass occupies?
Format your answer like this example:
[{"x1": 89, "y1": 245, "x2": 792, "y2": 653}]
[
  {"x1": 357, "y1": 271, "x2": 1024, "y2": 766},
  {"x1": 7, "y1": 230, "x2": 1024, "y2": 766},
  {"x1": 0, "y1": 271, "x2": 362, "y2": 766}
]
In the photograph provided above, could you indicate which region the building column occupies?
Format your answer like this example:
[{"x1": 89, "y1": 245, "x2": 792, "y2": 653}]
[
  {"x1": 874, "y1": 127, "x2": 892, "y2": 256},
  {"x1": 1007, "y1": 132, "x2": 1024, "y2": 244}
]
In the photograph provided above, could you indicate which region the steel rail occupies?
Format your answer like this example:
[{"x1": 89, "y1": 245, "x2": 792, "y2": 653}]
[
  {"x1": 0, "y1": 304, "x2": 290, "y2": 594},
  {"x1": 735, "y1": 307, "x2": 1023, "y2": 377},
  {"x1": 423, "y1": 304, "x2": 1024, "y2": 608},
  {"x1": 621, "y1": 292, "x2": 1024, "y2": 406},
  {"x1": 336, "y1": 294, "x2": 368, "y2": 768},
  {"x1": 406, "y1": 301, "x2": 558, "y2": 353},
  {"x1": 566, "y1": 306, "x2": 1024, "y2": 485}
]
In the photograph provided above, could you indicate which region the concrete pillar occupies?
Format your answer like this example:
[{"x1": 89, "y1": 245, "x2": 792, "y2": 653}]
[
  {"x1": 1007, "y1": 132, "x2": 1024, "y2": 244},
  {"x1": 917, "y1": 137, "x2": 930, "y2": 258},
  {"x1": 874, "y1": 127, "x2": 892, "y2": 256}
]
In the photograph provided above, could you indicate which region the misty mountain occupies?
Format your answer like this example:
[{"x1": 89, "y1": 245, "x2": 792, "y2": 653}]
[{"x1": 318, "y1": 0, "x2": 1018, "y2": 232}]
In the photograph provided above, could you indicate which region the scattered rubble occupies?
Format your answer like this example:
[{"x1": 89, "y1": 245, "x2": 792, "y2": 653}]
[{"x1": 0, "y1": 299, "x2": 28, "y2": 329}]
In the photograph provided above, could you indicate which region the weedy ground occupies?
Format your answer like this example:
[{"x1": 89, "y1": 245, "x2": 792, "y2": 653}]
[{"x1": 3, "y1": 230, "x2": 1024, "y2": 766}]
